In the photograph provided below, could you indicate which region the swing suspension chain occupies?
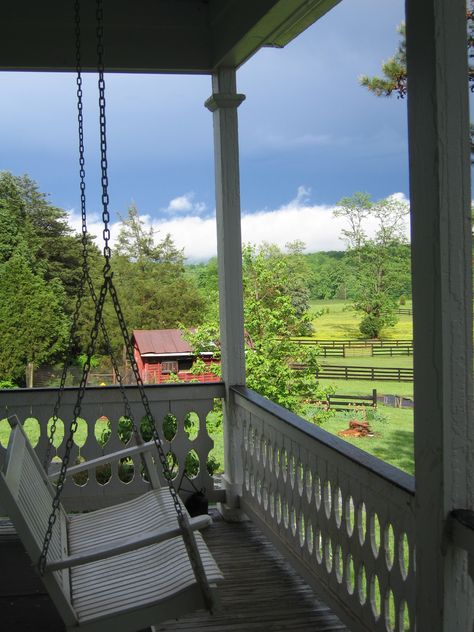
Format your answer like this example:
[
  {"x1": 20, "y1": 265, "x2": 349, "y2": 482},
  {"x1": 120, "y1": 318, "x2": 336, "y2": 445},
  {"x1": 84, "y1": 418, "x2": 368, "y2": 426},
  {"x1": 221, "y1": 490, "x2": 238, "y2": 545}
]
[
  {"x1": 96, "y1": 0, "x2": 111, "y2": 275},
  {"x1": 42, "y1": 0, "x2": 213, "y2": 607},
  {"x1": 108, "y1": 281, "x2": 214, "y2": 610},
  {"x1": 43, "y1": 0, "x2": 89, "y2": 470},
  {"x1": 93, "y1": 0, "x2": 210, "y2": 598},
  {"x1": 39, "y1": 278, "x2": 109, "y2": 575}
]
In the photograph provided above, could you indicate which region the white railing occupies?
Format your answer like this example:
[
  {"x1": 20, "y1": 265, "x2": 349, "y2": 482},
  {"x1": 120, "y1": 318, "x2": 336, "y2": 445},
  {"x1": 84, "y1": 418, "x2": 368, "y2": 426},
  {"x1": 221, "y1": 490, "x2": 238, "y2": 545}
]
[
  {"x1": 0, "y1": 383, "x2": 225, "y2": 511},
  {"x1": 234, "y1": 386, "x2": 416, "y2": 632}
]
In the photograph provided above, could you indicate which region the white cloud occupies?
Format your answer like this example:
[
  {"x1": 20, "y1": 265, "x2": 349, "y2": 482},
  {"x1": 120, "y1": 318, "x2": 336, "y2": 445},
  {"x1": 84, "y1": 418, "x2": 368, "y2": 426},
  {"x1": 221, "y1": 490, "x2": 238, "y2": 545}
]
[
  {"x1": 67, "y1": 189, "x2": 411, "y2": 263},
  {"x1": 165, "y1": 192, "x2": 207, "y2": 215}
]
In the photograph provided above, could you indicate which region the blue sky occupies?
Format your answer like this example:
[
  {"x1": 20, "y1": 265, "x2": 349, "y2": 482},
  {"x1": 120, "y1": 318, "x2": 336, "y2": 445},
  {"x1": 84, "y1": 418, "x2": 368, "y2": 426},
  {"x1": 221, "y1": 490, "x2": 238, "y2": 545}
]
[{"x1": 0, "y1": 0, "x2": 410, "y2": 260}]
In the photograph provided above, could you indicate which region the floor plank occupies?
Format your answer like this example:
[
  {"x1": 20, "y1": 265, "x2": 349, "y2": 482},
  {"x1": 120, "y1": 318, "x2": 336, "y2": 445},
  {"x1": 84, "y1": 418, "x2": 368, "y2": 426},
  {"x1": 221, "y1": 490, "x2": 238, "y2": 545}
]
[
  {"x1": 1, "y1": 512, "x2": 349, "y2": 632},
  {"x1": 156, "y1": 511, "x2": 349, "y2": 632}
]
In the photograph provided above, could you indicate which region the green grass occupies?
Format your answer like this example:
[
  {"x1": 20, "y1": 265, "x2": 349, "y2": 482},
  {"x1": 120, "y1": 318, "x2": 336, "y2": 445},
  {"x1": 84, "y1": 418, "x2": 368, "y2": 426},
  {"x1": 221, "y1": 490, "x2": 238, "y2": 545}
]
[
  {"x1": 317, "y1": 405, "x2": 414, "y2": 475},
  {"x1": 320, "y1": 355, "x2": 413, "y2": 368},
  {"x1": 318, "y1": 378, "x2": 413, "y2": 399},
  {"x1": 310, "y1": 299, "x2": 413, "y2": 340}
]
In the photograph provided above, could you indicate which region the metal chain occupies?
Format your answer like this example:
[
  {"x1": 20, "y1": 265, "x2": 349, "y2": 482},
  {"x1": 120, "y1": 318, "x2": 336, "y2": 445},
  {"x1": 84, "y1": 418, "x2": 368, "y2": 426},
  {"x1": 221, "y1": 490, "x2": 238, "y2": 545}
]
[
  {"x1": 94, "y1": 0, "x2": 212, "y2": 602},
  {"x1": 96, "y1": 0, "x2": 111, "y2": 274},
  {"x1": 41, "y1": 0, "x2": 214, "y2": 609},
  {"x1": 39, "y1": 277, "x2": 109, "y2": 575},
  {"x1": 107, "y1": 280, "x2": 215, "y2": 610},
  {"x1": 43, "y1": 0, "x2": 89, "y2": 470}
]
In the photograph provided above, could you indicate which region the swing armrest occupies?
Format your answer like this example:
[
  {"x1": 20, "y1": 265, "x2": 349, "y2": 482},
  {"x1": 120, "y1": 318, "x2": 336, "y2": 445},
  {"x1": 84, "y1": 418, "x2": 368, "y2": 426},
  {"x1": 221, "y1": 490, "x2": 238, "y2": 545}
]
[
  {"x1": 45, "y1": 514, "x2": 211, "y2": 572},
  {"x1": 47, "y1": 440, "x2": 157, "y2": 480}
]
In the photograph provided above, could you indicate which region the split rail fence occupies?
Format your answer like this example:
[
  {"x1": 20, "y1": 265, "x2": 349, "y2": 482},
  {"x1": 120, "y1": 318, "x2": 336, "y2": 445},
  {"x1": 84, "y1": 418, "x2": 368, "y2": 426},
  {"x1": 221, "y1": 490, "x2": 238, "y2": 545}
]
[
  {"x1": 316, "y1": 365, "x2": 413, "y2": 382},
  {"x1": 291, "y1": 339, "x2": 413, "y2": 358}
]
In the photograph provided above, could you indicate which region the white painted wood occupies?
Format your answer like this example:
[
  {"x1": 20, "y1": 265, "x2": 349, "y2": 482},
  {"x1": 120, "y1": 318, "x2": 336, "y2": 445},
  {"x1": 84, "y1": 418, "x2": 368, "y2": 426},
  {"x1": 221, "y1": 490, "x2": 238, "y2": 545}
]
[
  {"x1": 47, "y1": 514, "x2": 211, "y2": 571},
  {"x1": 0, "y1": 421, "x2": 223, "y2": 631},
  {"x1": 235, "y1": 385, "x2": 415, "y2": 632},
  {"x1": 406, "y1": 0, "x2": 473, "y2": 629},
  {"x1": 47, "y1": 439, "x2": 157, "y2": 479},
  {"x1": 0, "y1": 383, "x2": 225, "y2": 509},
  {"x1": 205, "y1": 67, "x2": 246, "y2": 510}
]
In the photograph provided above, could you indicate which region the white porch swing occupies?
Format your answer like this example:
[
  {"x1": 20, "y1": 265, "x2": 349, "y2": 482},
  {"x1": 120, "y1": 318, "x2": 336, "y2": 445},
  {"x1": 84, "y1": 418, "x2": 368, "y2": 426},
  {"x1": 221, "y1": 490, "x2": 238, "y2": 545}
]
[{"x1": 0, "y1": 1, "x2": 222, "y2": 630}]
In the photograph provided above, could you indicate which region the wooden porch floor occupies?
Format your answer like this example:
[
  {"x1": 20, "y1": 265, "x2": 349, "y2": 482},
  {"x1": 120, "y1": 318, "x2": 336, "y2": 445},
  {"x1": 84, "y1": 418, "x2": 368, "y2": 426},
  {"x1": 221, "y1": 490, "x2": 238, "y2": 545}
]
[{"x1": 1, "y1": 512, "x2": 349, "y2": 632}]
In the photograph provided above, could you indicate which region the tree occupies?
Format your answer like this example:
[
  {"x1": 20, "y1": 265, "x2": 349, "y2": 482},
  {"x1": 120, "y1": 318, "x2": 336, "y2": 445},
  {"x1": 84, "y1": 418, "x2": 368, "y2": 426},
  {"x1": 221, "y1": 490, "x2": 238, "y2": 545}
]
[
  {"x1": 306, "y1": 252, "x2": 346, "y2": 300},
  {"x1": 185, "y1": 243, "x2": 330, "y2": 423},
  {"x1": 96, "y1": 205, "x2": 205, "y2": 354},
  {"x1": 0, "y1": 171, "x2": 86, "y2": 311},
  {"x1": 0, "y1": 245, "x2": 70, "y2": 383},
  {"x1": 360, "y1": 10, "x2": 474, "y2": 155},
  {"x1": 359, "y1": 24, "x2": 407, "y2": 98},
  {"x1": 334, "y1": 193, "x2": 411, "y2": 338}
]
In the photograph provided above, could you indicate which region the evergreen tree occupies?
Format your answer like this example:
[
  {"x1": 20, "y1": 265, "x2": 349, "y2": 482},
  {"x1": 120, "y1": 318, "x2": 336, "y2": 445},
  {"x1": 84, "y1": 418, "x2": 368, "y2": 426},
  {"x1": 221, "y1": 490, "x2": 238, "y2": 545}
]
[
  {"x1": 0, "y1": 245, "x2": 69, "y2": 383},
  {"x1": 98, "y1": 204, "x2": 205, "y2": 354},
  {"x1": 0, "y1": 171, "x2": 85, "y2": 310},
  {"x1": 360, "y1": 9, "x2": 474, "y2": 155}
]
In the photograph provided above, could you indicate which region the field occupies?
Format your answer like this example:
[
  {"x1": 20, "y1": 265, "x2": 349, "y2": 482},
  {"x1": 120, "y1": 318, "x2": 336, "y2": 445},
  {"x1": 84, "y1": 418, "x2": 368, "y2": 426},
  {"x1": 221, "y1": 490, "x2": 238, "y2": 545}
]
[
  {"x1": 297, "y1": 299, "x2": 415, "y2": 473},
  {"x1": 310, "y1": 299, "x2": 413, "y2": 340},
  {"x1": 318, "y1": 406, "x2": 414, "y2": 475},
  {"x1": 0, "y1": 299, "x2": 415, "y2": 478}
]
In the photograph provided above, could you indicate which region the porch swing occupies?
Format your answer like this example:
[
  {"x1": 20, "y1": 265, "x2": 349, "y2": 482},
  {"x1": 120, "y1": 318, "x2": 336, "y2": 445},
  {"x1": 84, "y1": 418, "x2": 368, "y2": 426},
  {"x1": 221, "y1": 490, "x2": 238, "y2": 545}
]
[{"x1": 0, "y1": 1, "x2": 222, "y2": 630}]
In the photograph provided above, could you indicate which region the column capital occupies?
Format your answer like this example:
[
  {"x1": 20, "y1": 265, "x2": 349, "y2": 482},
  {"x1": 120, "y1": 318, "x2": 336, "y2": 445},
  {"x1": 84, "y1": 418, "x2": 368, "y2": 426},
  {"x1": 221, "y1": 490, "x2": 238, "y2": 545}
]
[{"x1": 204, "y1": 92, "x2": 246, "y2": 112}]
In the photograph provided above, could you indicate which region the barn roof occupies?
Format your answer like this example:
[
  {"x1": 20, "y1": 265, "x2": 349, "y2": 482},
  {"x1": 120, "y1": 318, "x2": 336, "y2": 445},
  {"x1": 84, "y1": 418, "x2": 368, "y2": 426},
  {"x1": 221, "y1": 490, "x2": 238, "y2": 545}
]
[{"x1": 133, "y1": 329, "x2": 193, "y2": 356}]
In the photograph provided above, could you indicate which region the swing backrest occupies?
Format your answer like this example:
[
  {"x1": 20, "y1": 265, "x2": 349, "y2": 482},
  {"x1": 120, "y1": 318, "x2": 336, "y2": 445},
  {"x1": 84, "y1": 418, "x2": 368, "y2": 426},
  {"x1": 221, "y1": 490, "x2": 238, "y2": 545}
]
[{"x1": 0, "y1": 420, "x2": 77, "y2": 626}]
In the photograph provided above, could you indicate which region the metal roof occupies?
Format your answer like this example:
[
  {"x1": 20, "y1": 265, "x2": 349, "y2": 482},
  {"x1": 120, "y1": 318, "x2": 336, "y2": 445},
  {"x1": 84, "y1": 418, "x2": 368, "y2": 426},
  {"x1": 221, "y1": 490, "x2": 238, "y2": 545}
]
[{"x1": 133, "y1": 329, "x2": 193, "y2": 356}]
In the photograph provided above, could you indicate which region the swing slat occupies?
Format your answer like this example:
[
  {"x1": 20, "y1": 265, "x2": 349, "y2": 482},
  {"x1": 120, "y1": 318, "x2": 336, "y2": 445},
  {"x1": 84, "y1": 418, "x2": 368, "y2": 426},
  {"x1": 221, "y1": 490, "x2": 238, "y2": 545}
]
[{"x1": 0, "y1": 420, "x2": 222, "y2": 632}]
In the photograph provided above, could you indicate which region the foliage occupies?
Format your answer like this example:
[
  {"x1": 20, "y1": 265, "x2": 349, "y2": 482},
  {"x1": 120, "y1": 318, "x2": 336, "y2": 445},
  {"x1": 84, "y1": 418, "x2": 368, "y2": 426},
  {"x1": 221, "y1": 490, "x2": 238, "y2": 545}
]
[
  {"x1": 0, "y1": 171, "x2": 86, "y2": 311},
  {"x1": 339, "y1": 406, "x2": 388, "y2": 426},
  {"x1": 305, "y1": 251, "x2": 346, "y2": 300},
  {"x1": 95, "y1": 204, "x2": 206, "y2": 355},
  {"x1": 0, "y1": 246, "x2": 70, "y2": 383},
  {"x1": 334, "y1": 193, "x2": 411, "y2": 338},
  {"x1": 360, "y1": 11, "x2": 474, "y2": 157},
  {"x1": 187, "y1": 243, "x2": 330, "y2": 423},
  {"x1": 0, "y1": 379, "x2": 16, "y2": 389},
  {"x1": 359, "y1": 23, "x2": 407, "y2": 98}
]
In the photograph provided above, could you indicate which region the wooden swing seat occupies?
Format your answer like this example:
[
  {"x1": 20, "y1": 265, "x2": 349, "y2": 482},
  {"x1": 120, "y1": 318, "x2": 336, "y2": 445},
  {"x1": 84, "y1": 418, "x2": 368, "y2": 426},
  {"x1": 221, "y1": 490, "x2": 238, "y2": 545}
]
[{"x1": 0, "y1": 419, "x2": 223, "y2": 632}]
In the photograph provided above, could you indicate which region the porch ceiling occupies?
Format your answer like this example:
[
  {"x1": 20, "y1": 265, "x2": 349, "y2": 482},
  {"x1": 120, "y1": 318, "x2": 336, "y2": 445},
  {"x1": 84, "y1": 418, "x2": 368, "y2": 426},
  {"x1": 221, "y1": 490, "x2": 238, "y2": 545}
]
[{"x1": 1, "y1": 0, "x2": 340, "y2": 74}]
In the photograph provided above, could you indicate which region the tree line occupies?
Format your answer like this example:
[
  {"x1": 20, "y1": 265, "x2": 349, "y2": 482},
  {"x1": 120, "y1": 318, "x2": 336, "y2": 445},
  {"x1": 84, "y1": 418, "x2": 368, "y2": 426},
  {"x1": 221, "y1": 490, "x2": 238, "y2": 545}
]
[{"x1": 0, "y1": 171, "x2": 412, "y2": 421}]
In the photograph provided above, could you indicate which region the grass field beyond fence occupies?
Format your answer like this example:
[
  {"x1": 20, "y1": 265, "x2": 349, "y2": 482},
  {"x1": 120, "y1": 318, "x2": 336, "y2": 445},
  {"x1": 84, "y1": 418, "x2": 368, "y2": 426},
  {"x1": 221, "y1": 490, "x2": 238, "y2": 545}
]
[{"x1": 310, "y1": 299, "x2": 413, "y2": 340}]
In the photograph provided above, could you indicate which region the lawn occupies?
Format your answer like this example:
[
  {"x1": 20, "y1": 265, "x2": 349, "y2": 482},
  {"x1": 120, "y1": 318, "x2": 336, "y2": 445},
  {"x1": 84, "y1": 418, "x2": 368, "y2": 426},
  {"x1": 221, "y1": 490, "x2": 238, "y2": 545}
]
[
  {"x1": 318, "y1": 405, "x2": 414, "y2": 476},
  {"x1": 310, "y1": 299, "x2": 413, "y2": 340},
  {"x1": 318, "y1": 377, "x2": 414, "y2": 399}
]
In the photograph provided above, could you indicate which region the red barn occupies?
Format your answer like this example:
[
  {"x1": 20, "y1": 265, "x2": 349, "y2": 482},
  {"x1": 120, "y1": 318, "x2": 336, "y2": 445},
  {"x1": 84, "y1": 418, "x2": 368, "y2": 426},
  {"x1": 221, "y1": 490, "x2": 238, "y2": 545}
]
[{"x1": 132, "y1": 329, "x2": 220, "y2": 384}]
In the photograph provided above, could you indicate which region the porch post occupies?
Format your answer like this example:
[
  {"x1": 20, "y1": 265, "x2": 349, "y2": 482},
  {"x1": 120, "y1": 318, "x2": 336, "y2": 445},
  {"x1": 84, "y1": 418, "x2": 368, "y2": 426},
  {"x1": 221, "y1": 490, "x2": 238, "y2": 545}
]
[
  {"x1": 205, "y1": 67, "x2": 246, "y2": 512},
  {"x1": 406, "y1": 0, "x2": 473, "y2": 629}
]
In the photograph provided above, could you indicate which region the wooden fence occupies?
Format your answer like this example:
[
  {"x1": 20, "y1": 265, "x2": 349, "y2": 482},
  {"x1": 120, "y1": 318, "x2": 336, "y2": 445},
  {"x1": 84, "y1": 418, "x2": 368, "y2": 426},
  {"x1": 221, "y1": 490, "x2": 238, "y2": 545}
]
[
  {"x1": 327, "y1": 389, "x2": 377, "y2": 410},
  {"x1": 291, "y1": 339, "x2": 413, "y2": 358},
  {"x1": 315, "y1": 364, "x2": 414, "y2": 382}
]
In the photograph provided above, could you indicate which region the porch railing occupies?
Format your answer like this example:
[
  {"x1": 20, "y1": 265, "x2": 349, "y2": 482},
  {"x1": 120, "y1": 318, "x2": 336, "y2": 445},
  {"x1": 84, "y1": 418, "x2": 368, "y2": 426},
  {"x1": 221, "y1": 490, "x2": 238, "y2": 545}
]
[
  {"x1": 234, "y1": 385, "x2": 416, "y2": 632},
  {"x1": 0, "y1": 382, "x2": 225, "y2": 512}
]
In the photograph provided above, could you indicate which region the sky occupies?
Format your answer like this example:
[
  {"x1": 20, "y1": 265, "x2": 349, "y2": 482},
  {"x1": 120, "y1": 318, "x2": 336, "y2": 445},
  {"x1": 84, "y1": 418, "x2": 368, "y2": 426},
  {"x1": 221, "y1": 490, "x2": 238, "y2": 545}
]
[{"x1": 0, "y1": 0, "x2": 412, "y2": 261}]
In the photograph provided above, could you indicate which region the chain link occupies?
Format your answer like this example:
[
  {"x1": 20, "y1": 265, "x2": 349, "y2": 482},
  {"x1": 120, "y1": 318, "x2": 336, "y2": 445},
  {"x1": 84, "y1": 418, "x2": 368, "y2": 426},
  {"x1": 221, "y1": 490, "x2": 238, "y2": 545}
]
[{"x1": 43, "y1": 0, "x2": 89, "y2": 469}]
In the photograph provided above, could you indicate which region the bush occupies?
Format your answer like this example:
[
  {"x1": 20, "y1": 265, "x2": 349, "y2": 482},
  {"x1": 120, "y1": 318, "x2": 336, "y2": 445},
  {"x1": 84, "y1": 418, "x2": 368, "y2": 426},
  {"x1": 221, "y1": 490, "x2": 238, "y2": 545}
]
[
  {"x1": 399, "y1": 295, "x2": 406, "y2": 305},
  {"x1": 359, "y1": 314, "x2": 382, "y2": 338}
]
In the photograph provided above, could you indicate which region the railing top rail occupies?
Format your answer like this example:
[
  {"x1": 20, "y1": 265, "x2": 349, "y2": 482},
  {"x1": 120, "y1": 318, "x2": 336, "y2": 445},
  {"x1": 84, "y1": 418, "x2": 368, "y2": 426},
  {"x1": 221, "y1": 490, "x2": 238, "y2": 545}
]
[
  {"x1": 232, "y1": 385, "x2": 415, "y2": 496},
  {"x1": 0, "y1": 381, "x2": 225, "y2": 405}
]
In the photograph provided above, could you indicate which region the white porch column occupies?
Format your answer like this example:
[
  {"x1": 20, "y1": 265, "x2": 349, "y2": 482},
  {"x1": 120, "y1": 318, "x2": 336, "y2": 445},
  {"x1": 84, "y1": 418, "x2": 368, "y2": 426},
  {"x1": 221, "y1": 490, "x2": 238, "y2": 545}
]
[
  {"x1": 205, "y1": 67, "x2": 246, "y2": 511},
  {"x1": 406, "y1": 0, "x2": 473, "y2": 629}
]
